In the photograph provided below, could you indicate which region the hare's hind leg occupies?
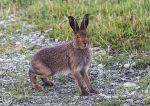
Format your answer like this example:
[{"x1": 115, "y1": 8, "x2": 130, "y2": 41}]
[
  {"x1": 41, "y1": 77, "x2": 54, "y2": 87},
  {"x1": 34, "y1": 64, "x2": 54, "y2": 86},
  {"x1": 36, "y1": 65, "x2": 54, "y2": 87},
  {"x1": 29, "y1": 68, "x2": 44, "y2": 91}
]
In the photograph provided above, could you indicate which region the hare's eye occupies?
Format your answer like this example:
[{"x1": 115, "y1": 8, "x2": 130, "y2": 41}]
[{"x1": 76, "y1": 36, "x2": 80, "y2": 39}]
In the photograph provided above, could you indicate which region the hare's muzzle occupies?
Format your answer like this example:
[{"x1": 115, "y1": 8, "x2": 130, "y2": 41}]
[
  {"x1": 80, "y1": 41, "x2": 89, "y2": 49},
  {"x1": 83, "y1": 42, "x2": 87, "y2": 47}
]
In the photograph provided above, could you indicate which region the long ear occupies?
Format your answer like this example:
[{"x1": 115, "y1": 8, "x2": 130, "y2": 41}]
[
  {"x1": 68, "y1": 16, "x2": 79, "y2": 33},
  {"x1": 80, "y1": 14, "x2": 89, "y2": 30}
]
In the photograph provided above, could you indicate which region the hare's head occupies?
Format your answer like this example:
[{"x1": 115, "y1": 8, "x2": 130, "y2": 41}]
[{"x1": 68, "y1": 14, "x2": 90, "y2": 49}]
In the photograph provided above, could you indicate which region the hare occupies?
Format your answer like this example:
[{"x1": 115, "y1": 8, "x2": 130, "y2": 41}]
[{"x1": 29, "y1": 14, "x2": 98, "y2": 96}]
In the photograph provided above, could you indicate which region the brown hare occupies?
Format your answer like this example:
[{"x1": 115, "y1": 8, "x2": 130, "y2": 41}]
[{"x1": 29, "y1": 14, "x2": 98, "y2": 96}]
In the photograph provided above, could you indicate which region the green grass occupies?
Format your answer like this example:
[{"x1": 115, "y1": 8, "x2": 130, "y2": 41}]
[
  {"x1": 0, "y1": 0, "x2": 150, "y2": 52},
  {"x1": 98, "y1": 97, "x2": 123, "y2": 106},
  {"x1": 93, "y1": 51, "x2": 150, "y2": 70}
]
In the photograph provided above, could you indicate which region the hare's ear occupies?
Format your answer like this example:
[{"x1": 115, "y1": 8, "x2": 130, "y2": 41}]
[
  {"x1": 68, "y1": 16, "x2": 79, "y2": 33},
  {"x1": 80, "y1": 14, "x2": 89, "y2": 30}
]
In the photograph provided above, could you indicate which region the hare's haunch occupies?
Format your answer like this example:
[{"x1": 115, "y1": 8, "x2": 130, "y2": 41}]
[{"x1": 29, "y1": 14, "x2": 99, "y2": 96}]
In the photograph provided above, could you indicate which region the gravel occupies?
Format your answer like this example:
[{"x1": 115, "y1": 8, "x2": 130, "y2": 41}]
[{"x1": 0, "y1": 16, "x2": 150, "y2": 106}]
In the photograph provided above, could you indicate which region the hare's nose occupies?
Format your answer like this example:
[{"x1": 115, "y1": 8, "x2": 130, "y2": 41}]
[{"x1": 83, "y1": 42, "x2": 86, "y2": 47}]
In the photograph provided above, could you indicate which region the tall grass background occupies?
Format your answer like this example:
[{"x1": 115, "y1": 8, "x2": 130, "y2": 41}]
[{"x1": 0, "y1": 0, "x2": 150, "y2": 52}]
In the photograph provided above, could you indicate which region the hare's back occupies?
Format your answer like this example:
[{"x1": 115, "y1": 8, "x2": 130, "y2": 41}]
[{"x1": 31, "y1": 42, "x2": 71, "y2": 72}]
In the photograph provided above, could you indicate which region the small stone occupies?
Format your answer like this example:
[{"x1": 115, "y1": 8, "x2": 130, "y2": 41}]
[
  {"x1": 92, "y1": 47, "x2": 100, "y2": 51},
  {"x1": 0, "y1": 33, "x2": 3, "y2": 36},
  {"x1": 32, "y1": 41, "x2": 36, "y2": 44},
  {"x1": 44, "y1": 28, "x2": 52, "y2": 33},
  {"x1": 125, "y1": 99, "x2": 134, "y2": 106},
  {"x1": 25, "y1": 60, "x2": 30, "y2": 64},
  {"x1": 10, "y1": 18, "x2": 15, "y2": 22},
  {"x1": 121, "y1": 78, "x2": 127, "y2": 81},
  {"x1": 108, "y1": 56, "x2": 113, "y2": 60},
  {"x1": 55, "y1": 39, "x2": 58, "y2": 42},
  {"x1": 23, "y1": 45, "x2": 27, "y2": 48},
  {"x1": 98, "y1": 93, "x2": 112, "y2": 99},
  {"x1": 0, "y1": 20, "x2": 5, "y2": 25},
  {"x1": 40, "y1": 35, "x2": 45, "y2": 39},
  {"x1": 90, "y1": 70, "x2": 98, "y2": 75},
  {"x1": 10, "y1": 37, "x2": 15, "y2": 40},
  {"x1": 130, "y1": 91, "x2": 136, "y2": 95},
  {"x1": 131, "y1": 62, "x2": 136, "y2": 67},
  {"x1": 123, "y1": 82, "x2": 137, "y2": 88},
  {"x1": 21, "y1": 55, "x2": 26, "y2": 60},
  {"x1": 136, "y1": 76, "x2": 141, "y2": 81},
  {"x1": 124, "y1": 64, "x2": 130, "y2": 69},
  {"x1": 123, "y1": 103, "x2": 129, "y2": 106},
  {"x1": 0, "y1": 58, "x2": 3, "y2": 62},
  {"x1": 99, "y1": 50, "x2": 106, "y2": 55},
  {"x1": 97, "y1": 64, "x2": 104, "y2": 69},
  {"x1": 144, "y1": 89, "x2": 148, "y2": 94},
  {"x1": 0, "y1": 71, "x2": 4, "y2": 75},
  {"x1": 15, "y1": 41, "x2": 21, "y2": 45},
  {"x1": 110, "y1": 82, "x2": 117, "y2": 86},
  {"x1": 128, "y1": 69, "x2": 134, "y2": 73},
  {"x1": 145, "y1": 67, "x2": 150, "y2": 75}
]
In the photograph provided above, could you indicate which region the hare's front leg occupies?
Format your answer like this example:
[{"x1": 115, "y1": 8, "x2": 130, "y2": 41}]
[
  {"x1": 70, "y1": 69, "x2": 89, "y2": 96},
  {"x1": 80, "y1": 67, "x2": 99, "y2": 94}
]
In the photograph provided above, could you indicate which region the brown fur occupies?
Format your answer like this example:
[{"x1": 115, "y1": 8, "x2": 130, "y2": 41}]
[{"x1": 29, "y1": 14, "x2": 99, "y2": 96}]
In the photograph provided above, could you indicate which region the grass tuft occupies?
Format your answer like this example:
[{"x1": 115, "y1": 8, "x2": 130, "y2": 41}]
[{"x1": 0, "y1": 0, "x2": 150, "y2": 51}]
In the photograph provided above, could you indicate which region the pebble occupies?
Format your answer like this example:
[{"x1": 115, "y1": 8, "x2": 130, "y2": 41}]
[
  {"x1": 32, "y1": 41, "x2": 36, "y2": 44},
  {"x1": 123, "y1": 82, "x2": 137, "y2": 88},
  {"x1": 40, "y1": 35, "x2": 45, "y2": 39},
  {"x1": 124, "y1": 63, "x2": 130, "y2": 69},
  {"x1": 55, "y1": 39, "x2": 59, "y2": 42},
  {"x1": 99, "y1": 50, "x2": 106, "y2": 55},
  {"x1": 145, "y1": 89, "x2": 149, "y2": 94},
  {"x1": 131, "y1": 62, "x2": 136, "y2": 67},
  {"x1": 0, "y1": 33, "x2": 3, "y2": 36},
  {"x1": 97, "y1": 64, "x2": 104, "y2": 69},
  {"x1": 0, "y1": 20, "x2": 5, "y2": 25},
  {"x1": 98, "y1": 93, "x2": 112, "y2": 99},
  {"x1": 108, "y1": 56, "x2": 113, "y2": 61},
  {"x1": 44, "y1": 28, "x2": 52, "y2": 33},
  {"x1": 120, "y1": 78, "x2": 127, "y2": 82},
  {"x1": 92, "y1": 47, "x2": 100, "y2": 51},
  {"x1": 0, "y1": 58, "x2": 3, "y2": 62},
  {"x1": 125, "y1": 99, "x2": 134, "y2": 106},
  {"x1": 15, "y1": 41, "x2": 21, "y2": 45}
]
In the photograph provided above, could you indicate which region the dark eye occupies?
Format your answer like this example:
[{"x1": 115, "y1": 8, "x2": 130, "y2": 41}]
[{"x1": 76, "y1": 36, "x2": 80, "y2": 39}]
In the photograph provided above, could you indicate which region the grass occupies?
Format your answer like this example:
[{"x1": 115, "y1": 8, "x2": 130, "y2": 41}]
[
  {"x1": 0, "y1": 0, "x2": 150, "y2": 52},
  {"x1": 93, "y1": 51, "x2": 150, "y2": 70},
  {"x1": 0, "y1": 0, "x2": 150, "y2": 105},
  {"x1": 138, "y1": 75, "x2": 150, "y2": 105}
]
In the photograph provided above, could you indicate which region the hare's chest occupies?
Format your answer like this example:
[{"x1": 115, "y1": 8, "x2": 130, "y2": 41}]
[
  {"x1": 76, "y1": 56, "x2": 90, "y2": 72},
  {"x1": 69, "y1": 49, "x2": 91, "y2": 69},
  {"x1": 77, "y1": 54, "x2": 91, "y2": 67}
]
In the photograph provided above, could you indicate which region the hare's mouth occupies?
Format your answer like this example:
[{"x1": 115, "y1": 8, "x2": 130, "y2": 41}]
[{"x1": 79, "y1": 45, "x2": 88, "y2": 49}]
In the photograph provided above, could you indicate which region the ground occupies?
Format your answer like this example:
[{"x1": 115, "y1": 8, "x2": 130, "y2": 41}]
[{"x1": 0, "y1": 15, "x2": 150, "y2": 106}]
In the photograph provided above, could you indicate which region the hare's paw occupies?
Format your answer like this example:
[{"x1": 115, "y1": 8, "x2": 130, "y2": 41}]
[
  {"x1": 33, "y1": 84, "x2": 44, "y2": 91},
  {"x1": 80, "y1": 90, "x2": 91, "y2": 96},
  {"x1": 89, "y1": 86, "x2": 99, "y2": 94},
  {"x1": 42, "y1": 81, "x2": 54, "y2": 87}
]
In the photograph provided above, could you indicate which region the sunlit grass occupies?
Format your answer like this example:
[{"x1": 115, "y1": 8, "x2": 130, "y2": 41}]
[{"x1": 0, "y1": 0, "x2": 150, "y2": 52}]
